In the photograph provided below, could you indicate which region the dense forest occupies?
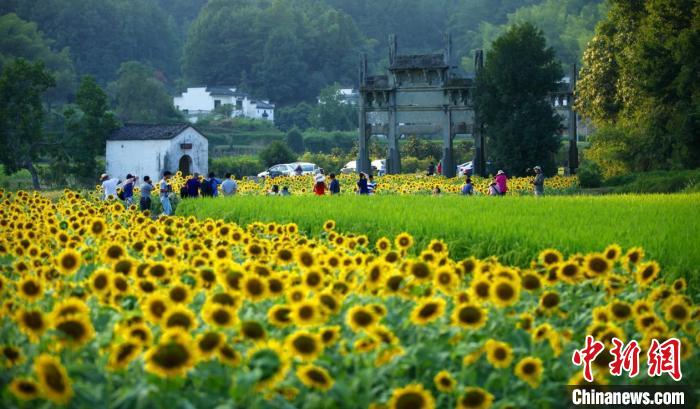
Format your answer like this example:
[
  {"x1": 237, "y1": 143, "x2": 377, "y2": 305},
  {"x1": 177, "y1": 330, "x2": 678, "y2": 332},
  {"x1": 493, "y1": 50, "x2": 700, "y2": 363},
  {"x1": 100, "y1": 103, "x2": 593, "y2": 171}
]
[{"x1": 0, "y1": 0, "x2": 605, "y2": 106}]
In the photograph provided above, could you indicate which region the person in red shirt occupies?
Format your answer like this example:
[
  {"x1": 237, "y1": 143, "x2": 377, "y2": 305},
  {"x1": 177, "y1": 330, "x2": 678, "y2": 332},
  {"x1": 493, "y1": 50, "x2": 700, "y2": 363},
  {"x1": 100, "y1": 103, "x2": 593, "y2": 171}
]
[{"x1": 313, "y1": 173, "x2": 326, "y2": 195}]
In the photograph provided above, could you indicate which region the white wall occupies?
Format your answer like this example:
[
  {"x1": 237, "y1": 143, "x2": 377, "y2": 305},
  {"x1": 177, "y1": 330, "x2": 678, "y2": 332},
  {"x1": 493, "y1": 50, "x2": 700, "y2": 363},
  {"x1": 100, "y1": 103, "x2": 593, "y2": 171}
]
[
  {"x1": 166, "y1": 128, "x2": 208, "y2": 176},
  {"x1": 174, "y1": 87, "x2": 214, "y2": 112},
  {"x1": 106, "y1": 127, "x2": 209, "y2": 180},
  {"x1": 106, "y1": 139, "x2": 170, "y2": 182}
]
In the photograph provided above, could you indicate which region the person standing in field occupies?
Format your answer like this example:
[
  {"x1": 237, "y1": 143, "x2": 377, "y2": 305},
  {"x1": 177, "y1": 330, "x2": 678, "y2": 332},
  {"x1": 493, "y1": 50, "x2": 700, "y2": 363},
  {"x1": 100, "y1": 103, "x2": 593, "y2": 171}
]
[
  {"x1": 140, "y1": 176, "x2": 153, "y2": 212},
  {"x1": 495, "y1": 170, "x2": 508, "y2": 196},
  {"x1": 461, "y1": 177, "x2": 474, "y2": 195},
  {"x1": 532, "y1": 166, "x2": 545, "y2": 196},
  {"x1": 328, "y1": 173, "x2": 340, "y2": 195},
  {"x1": 427, "y1": 162, "x2": 435, "y2": 176},
  {"x1": 367, "y1": 174, "x2": 377, "y2": 195},
  {"x1": 313, "y1": 173, "x2": 326, "y2": 195},
  {"x1": 437, "y1": 160, "x2": 442, "y2": 176},
  {"x1": 185, "y1": 173, "x2": 201, "y2": 198},
  {"x1": 100, "y1": 173, "x2": 120, "y2": 200},
  {"x1": 159, "y1": 171, "x2": 173, "y2": 216},
  {"x1": 122, "y1": 174, "x2": 136, "y2": 207},
  {"x1": 221, "y1": 173, "x2": 238, "y2": 196},
  {"x1": 201, "y1": 172, "x2": 221, "y2": 197},
  {"x1": 280, "y1": 186, "x2": 291, "y2": 196},
  {"x1": 357, "y1": 172, "x2": 369, "y2": 194}
]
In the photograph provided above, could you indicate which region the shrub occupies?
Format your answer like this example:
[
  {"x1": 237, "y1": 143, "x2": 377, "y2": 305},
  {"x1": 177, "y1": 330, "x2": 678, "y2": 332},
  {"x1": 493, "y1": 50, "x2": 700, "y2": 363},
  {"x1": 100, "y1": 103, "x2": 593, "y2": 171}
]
[
  {"x1": 577, "y1": 160, "x2": 603, "y2": 188},
  {"x1": 210, "y1": 156, "x2": 264, "y2": 178},
  {"x1": 259, "y1": 141, "x2": 297, "y2": 168}
]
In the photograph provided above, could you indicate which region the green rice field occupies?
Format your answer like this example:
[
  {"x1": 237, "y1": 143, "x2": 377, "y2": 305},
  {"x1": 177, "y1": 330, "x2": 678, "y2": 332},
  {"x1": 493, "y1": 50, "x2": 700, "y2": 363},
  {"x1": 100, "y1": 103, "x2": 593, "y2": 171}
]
[{"x1": 177, "y1": 193, "x2": 700, "y2": 292}]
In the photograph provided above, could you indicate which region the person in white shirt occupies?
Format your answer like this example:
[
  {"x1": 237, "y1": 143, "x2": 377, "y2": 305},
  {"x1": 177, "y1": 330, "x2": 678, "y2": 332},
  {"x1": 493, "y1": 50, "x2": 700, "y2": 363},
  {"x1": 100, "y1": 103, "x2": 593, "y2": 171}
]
[
  {"x1": 100, "y1": 174, "x2": 120, "y2": 200},
  {"x1": 221, "y1": 173, "x2": 238, "y2": 196}
]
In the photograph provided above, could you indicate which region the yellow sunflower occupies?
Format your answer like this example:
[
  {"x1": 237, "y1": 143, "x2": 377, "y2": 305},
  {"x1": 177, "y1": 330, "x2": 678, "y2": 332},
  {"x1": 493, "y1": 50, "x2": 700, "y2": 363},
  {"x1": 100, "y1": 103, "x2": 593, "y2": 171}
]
[
  {"x1": 107, "y1": 341, "x2": 141, "y2": 371},
  {"x1": 388, "y1": 383, "x2": 435, "y2": 409},
  {"x1": 394, "y1": 232, "x2": 414, "y2": 251},
  {"x1": 9, "y1": 378, "x2": 40, "y2": 401},
  {"x1": 346, "y1": 305, "x2": 378, "y2": 332},
  {"x1": 286, "y1": 330, "x2": 323, "y2": 361},
  {"x1": 144, "y1": 329, "x2": 197, "y2": 378},
  {"x1": 433, "y1": 370, "x2": 456, "y2": 392},
  {"x1": 409, "y1": 297, "x2": 446, "y2": 325},
  {"x1": 514, "y1": 356, "x2": 543, "y2": 388},
  {"x1": 457, "y1": 386, "x2": 494, "y2": 409},
  {"x1": 484, "y1": 339, "x2": 513, "y2": 368},
  {"x1": 489, "y1": 279, "x2": 520, "y2": 308},
  {"x1": 452, "y1": 303, "x2": 488, "y2": 330},
  {"x1": 56, "y1": 248, "x2": 81, "y2": 275},
  {"x1": 296, "y1": 363, "x2": 334, "y2": 391},
  {"x1": 34, "y1": 354, "x2": 73, "y2": 404}
]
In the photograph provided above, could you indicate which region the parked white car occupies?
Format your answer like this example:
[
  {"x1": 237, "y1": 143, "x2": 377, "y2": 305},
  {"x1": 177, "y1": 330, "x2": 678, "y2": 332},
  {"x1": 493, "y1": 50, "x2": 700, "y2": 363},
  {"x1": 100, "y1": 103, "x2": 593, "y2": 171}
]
[
  {"x1": 289, "y1": 162, "x2": 320, "y2": 175},
  {"x1": 341, "y1": 159, "x2": 384, "y2": 175},
  {"x1": 372, "y1": 159, "x2": 386, "y2": 176},
  {"x1": 456, "y1": 161, "x2": 473, "y2": 176},
  {"x1": 257, "y1": 163, "x2": 295, "y2": 178}
]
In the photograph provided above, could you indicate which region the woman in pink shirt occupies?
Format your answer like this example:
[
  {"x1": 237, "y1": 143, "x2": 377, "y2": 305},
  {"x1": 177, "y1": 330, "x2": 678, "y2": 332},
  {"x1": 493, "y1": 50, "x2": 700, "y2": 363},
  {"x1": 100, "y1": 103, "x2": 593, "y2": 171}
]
[{"x1": 495, "y1": 170, "x2": 508, "y2": 195}]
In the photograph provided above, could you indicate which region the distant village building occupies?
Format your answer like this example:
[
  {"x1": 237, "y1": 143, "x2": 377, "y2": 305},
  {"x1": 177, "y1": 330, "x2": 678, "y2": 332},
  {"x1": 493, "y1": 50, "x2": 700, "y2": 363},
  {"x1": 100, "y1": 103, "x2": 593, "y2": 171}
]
[
  {"x1": 318, "y1": 87, "x2": 359, "y2": 105},
  {"x1": 106, "y1": 123, "x2": 208, "y2": 179},
  {"x1": 173, "y1": 86, "x2": 275, "y2": 122}
]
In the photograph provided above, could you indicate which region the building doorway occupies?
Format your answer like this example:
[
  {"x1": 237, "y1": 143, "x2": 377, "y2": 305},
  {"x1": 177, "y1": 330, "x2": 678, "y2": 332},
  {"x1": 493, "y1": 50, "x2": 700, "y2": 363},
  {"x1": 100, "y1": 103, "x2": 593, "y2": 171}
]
[{"x1": 178, "y1": 155, "x2": 192, "y2": 175}]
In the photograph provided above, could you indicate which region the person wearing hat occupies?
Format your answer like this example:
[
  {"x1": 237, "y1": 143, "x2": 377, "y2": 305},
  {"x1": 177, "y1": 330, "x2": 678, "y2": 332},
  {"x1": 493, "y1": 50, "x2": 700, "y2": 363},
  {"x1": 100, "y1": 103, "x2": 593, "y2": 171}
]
[
  {"x1": 495, "y1": 170, "x2": 508, "y2": 196},
  {"x1": 532, "y1": 166, "x2": 545, "y2": 196},
  {"x1": 313, "y1": 172, "x2": 326, "y2": 196},
  {"x1": 100, "y1": 173, "x2": 120, "y2": 200}
]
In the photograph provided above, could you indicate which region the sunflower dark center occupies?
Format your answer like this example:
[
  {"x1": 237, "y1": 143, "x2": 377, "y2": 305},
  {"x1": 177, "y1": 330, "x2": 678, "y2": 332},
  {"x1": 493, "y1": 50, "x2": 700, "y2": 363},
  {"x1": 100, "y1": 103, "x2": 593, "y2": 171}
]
[
  {"x1": 151, "y1": 343, "x2": 189, "y2": 369},
  {"x1": 542, "y1": 293, "x2": 560, "y2": 309},
  {"x1": 170, "y1": 287, "x2": 187, "y2": 302},
  {"x1": 22, "y1": 280, "x2": 40, "y2": 296},
  {"x1": 242, "y1": 321, "x2": 265, "y2": 339},
  {"x1": 395, "y1": 392, "x2": 425, "y2": 409},
  {"x1": 293, "y1": 335, "x2": 317, "y2": 354},
  {"x1": 23, "y1": 311, "x2": 44, "y2": 329},
  {"x1": 418, "y1": 303, "x2": 439, "y2": 318},
  {"x1": 352, "y1": 310, "x2": 374, "y2": 327},
  {"x1": 43, "y1": 363, "x2": 66, "y2": 392},
  {"x1": 306, "y1": 368, "x2": 328, "y2": 384},
  {"x1": 246, "y1": 279, "x2": 264, "y2": 295},
  {"x1": 213, "y1": 309, "x2": 232, "y2": 325},
  {"x1": 166, "y1": 313, "x2": 191, "y2": 329},
  {"x1": 462, "y1": 390, "x2": 486, "y2": 407},
  {"x1": 411, "y1": 263, "x2": 430, "y2": 278},
  {"x1": 522, "y1": 362, "x2": 536, "y2": 375},
  {"x1": 199, "y1": 333, "x2": 221, "y2": 352},
  {"x1": 56, "y1": 320, "x2": 86, "y2": 340},
  {"x1": 458, "y1": 306, "x2": 481, "y2": 324},
  {"x1": 588, "y1": 258, "x2": 608, "y2": 273},
  {"x1": 670, "y1": 305, "x2": 688, "y2": 320},
  {"x1": 495, "y1": 283, "x2": 515, "y2": 300},
  {"x1": 117, "y1": 343, "x2": 137, "y2": 362}
]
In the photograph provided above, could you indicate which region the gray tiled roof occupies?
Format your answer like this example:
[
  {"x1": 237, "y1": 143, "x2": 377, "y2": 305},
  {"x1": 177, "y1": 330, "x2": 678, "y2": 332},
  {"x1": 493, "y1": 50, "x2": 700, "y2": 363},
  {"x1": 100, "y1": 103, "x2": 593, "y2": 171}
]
[
  {"x1": 108, "y1": 123, "x2": 199, "y2": 141},
  {"x1": 206, "y1": 86, "x2": 237, "y2": 96},
  {"x1": 390, "y1": 54, "x2": 448, "y2": 70},
  {"x1": 256, "y1": 101, "x2": 274, "y2": 109}
]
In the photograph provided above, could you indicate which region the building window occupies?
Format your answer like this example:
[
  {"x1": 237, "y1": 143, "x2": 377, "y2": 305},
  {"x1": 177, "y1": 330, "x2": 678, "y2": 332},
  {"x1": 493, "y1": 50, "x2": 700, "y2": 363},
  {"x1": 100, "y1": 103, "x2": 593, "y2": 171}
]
[{"x1": 214, "y1": 100, "x2": 221, "y2": 108}]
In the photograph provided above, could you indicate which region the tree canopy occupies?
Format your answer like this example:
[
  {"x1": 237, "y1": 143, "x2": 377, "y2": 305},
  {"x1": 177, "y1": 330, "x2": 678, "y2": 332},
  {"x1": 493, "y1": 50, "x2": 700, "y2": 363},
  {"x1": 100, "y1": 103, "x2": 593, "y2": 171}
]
[
  {"x1": 577, "y1": 0, "x2": 700, "y2": 174},
  {"x1": 0, "y1": 59, "x2": 56, "y2": 188},
  {"x1": 476, "y1": 23, "x2": 563, "y2": 176}
]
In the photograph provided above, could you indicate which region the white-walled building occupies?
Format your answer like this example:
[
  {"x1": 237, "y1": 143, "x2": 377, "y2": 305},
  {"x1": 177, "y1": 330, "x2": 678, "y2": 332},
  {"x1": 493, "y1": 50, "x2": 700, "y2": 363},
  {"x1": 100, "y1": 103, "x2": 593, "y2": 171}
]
[
  {"x1": 173, "y1": 86, "x2": 274, "y2": 122},
  {"x1": 106, "y1": 124, "x2": 208, "y2": 180}
]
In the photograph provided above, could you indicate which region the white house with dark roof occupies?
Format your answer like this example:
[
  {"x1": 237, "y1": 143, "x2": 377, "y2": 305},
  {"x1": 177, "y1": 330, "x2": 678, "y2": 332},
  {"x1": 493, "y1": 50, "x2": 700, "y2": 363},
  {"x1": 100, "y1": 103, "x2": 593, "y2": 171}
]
[
  {"x1": 106, "y1": 124, "x2": 208, "y2": 180},
  {"x1": 173, "y1": 86, "x2": 274, "y2": 122}
]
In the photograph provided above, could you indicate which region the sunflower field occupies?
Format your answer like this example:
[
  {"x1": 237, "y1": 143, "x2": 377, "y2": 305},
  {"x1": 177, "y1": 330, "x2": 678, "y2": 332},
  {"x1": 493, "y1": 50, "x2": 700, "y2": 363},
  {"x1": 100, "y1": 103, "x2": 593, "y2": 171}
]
[
  {"x1": 123, "y1": 173, "x2": 579, "y2": 198},
  {"x1": 0, "y1": 189, "x2": 698, "y2": 409}
]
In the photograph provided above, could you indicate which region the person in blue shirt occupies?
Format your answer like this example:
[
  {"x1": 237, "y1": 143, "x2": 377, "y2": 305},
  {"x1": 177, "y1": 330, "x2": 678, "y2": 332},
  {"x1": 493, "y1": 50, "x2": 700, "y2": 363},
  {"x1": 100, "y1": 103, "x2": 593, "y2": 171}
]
[
  {"x1": 367, "y1": 174, "x2": 377, "y2": 195},
  {"x1": 122, "y1": 174, "x2": 136, "y2": 206},
  {"x1": 357, "y1": 172, "x2": 369, "y2": 195},
  {"x1": 205, "y1": 172, "x2": 222, "y2": 197},
  {"x1": 329, "y1": 173, "x2": 340, "y2": 194},
  {"x1": 461, "y1": 177, "x2": 474, "y2": 195}
]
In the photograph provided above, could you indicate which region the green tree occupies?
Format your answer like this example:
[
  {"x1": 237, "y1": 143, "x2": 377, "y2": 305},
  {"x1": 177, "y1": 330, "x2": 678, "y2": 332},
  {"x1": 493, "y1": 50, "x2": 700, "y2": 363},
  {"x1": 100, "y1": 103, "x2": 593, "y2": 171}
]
[
  {"x1": 111, "y1": 61, "x2": 182, "y2": 124},
  {"x1": 183, "y1": 0, "x2": 364, "y2": 104},
  {"x1": 259, "y1": 141, "x2": 297, "y2": 168},
  {"x1": 0, "y1": 13, "x2": 75, "y2": 104},
  {"x1": 476, "y1": 23, "x2": 563, "y2": 176},
  {"x1": 577, "y1": 0, "x2": 700, "y2": 172},
  {"x1": 275, "y1": 102, "x2": 313, "y2": 131},
  {"x1": 62, "y1": 76, "x2": 119, "y2": 184},
  {"x1": 6, "y1": 0, "x2": 179, "y2": 84},
  {"x1": 286, "y1": 128, "x2": 305, "y2": 154},
  {"x1": 0, "y1": 59, "x2": 55, "y2": 189},
  {"x1": 311, "y1": 85, "x2": 357, "y2": 131}
]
